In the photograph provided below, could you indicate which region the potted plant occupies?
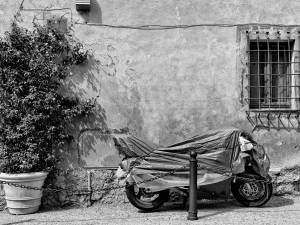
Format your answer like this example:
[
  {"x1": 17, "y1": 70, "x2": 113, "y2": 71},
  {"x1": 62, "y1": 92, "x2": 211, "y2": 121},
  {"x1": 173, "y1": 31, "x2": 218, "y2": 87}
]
[{"x1": 0, "y1": 22, "x2": 95, "y2": 214}]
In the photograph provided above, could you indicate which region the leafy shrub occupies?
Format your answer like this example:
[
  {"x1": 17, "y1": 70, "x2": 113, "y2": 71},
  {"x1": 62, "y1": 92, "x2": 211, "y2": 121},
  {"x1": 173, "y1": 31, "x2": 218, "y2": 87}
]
[{"x1": 0, "y1": 22, "x2": 95, "y2": 173}]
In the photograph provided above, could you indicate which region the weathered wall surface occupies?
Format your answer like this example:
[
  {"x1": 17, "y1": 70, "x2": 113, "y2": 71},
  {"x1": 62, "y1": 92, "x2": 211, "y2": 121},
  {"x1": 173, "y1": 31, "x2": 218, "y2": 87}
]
[{"x1": 1, "y1": 0, "x2": 300, "y2": 171}]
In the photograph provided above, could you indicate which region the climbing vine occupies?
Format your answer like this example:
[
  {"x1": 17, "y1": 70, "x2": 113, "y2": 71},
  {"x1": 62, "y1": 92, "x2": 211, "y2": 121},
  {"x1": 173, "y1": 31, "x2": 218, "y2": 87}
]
[{"x1": 0, "y1": 22, "x2": 96, "y2": 173}]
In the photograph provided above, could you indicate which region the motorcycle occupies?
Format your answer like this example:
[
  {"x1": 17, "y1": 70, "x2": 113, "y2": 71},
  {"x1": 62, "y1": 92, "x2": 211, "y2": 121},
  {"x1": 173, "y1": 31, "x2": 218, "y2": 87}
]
[{"x1": 114, "y1": 128, "x2": 272, "y2": 211}]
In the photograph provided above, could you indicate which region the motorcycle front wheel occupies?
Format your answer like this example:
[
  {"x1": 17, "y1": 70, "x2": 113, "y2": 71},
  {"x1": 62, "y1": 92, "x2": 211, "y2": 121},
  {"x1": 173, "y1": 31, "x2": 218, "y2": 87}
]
[
  {"x1": 125, "y1": 184, "x2": 169, "y2": 211},
  {"x1": 231, "y1": 173, "x2": 272, "y2": 207}
]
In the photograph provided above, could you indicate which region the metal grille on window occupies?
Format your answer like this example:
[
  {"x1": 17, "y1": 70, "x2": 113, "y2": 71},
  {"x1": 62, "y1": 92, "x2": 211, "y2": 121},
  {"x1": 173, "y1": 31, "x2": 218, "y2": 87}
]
[
  {"x1": 247, "y1": 31, "x2": 299, "y2": 110},
  {"x1": 245, "y1": 30, "x2": 300, "y2": 130}
]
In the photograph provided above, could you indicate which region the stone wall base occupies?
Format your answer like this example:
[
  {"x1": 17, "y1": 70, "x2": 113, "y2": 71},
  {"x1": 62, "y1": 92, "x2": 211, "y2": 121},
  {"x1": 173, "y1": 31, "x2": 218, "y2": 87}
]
[
  {"x1": 42, "y1": 169, "x2": 128, "y2": 208},
  {"x1": 271, "y1": 165, "x2": 300, "y2": 196},
  {"x1": 1, "y1": 166, "x2": 300, "y2": 211}
]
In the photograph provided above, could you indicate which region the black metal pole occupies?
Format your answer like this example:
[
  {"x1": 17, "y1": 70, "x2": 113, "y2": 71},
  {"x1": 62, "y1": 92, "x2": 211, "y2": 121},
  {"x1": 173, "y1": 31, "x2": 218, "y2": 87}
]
[
  {"x1": 187, "y1": 151, "x2": 198, "y2": 221},
  {"x1": 87, "y1": 171, "x2": 92, "y2": 206}
]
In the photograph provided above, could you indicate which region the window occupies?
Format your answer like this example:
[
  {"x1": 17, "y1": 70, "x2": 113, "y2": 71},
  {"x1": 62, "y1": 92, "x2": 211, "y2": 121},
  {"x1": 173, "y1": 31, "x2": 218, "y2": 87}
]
[
  {"x1": 248, "y1": 38, "x2": 298, "y2": 109},
  {"x1": 249, "y1": 40, "x2": 293, "y2": 109},
  {"x1": 247, "y1": 32, "x2": 300, "y2": 110}
]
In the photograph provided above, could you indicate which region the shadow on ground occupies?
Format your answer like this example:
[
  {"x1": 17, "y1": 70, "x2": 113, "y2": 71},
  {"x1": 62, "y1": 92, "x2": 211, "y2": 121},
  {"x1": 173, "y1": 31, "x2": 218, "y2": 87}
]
[
  {"x1": 135, "y1": 196, "x2": 295, "y2": 221},
  {"x1": 261, "y1": 195, "x2": 294, "y2": 208},
  {"x1": 140, "y1": 195, "x2": 294, "y2": 213}
]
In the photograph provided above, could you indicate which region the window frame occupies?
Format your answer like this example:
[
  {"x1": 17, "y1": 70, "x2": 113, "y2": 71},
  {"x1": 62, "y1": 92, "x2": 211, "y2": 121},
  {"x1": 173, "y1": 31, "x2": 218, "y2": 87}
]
[
  {"x1": 248, "y1": 39, "x2": 295, "y2": 109},
  {"x1": 239, "y1": 28, "x2": 300, "y2": 112}
]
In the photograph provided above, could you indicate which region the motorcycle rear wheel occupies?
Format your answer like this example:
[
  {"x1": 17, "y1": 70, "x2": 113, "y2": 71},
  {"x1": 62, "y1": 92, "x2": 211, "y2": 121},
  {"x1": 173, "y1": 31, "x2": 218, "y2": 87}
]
[
  {"x1": 231, "y1": 173, "x2": 272, "y2": 207},
  {"x1": 125, "y1": 184, "x2": 169, "y2": 211}
]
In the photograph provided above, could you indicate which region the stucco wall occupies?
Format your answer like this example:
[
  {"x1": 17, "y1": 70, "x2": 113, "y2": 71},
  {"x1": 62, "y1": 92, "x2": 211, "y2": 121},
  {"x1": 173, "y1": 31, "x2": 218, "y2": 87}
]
[{"x1": 1, "y1": 0, "x2": 300, "y2": 171}]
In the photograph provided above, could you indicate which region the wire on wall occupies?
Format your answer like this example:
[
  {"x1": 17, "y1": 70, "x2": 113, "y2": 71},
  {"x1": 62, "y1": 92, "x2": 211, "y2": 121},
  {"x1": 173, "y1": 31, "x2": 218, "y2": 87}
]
[
  {"x1": 74, "y1": 22, "x2": 300, "y2": 30},
  {"x1": 17, "y1": 4, "x2": 300, "y2": 31}
]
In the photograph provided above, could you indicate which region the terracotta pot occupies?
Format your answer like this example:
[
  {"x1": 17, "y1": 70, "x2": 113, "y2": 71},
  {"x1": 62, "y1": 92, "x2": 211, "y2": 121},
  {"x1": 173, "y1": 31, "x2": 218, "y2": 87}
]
[{"x1": 0, "y1": 172, "x2": 48, "y2": 215}]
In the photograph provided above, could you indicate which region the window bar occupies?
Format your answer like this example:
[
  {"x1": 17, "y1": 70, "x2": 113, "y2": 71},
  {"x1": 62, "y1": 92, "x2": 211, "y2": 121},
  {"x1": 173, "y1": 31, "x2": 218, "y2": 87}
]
[
  {"x1": 287, "y1": 32, "x2": 291, "y2": 108},
  {"x1": 257, "y1": 31, "x2": 261, "y2": 109},
  {"x1": 249, "y1": 50, "x2": 300, "y2": 52},
  {"x1": 249, "y1": 62, "x2": 300, "y2": 64},
  {"x1": 266, "y1": 32, "x2": 271, "y2": 129},
  {"x1": 249, "y1": 73, "x2": 300, "y2": 76},
  {"x1": 246, "y1": 31, "x2": 250, "y2": 107},
  {"x1": 285, "y1": 38, "x2": 288, "y2": 105},
  {"x1": 248, "y1": 96, "x2": 299, "y2": 99},
  {"x1": 266, "y1": 32, "x2": 271, "y2": 110},
  {"x1": 249, "y1": 85, "x2": 300, "y2": 88},
  {"x1": 283, "y1": 40, "x2": 287, "y2": 104},
  {"x1": 277, "y1": 31, "x2": 281, "y2": 107}
]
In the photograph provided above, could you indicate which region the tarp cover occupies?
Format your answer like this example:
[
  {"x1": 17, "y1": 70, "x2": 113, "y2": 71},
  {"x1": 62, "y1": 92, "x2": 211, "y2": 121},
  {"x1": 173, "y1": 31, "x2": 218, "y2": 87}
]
[{"x1": 113, "y1": 128, "x2": 270, "y2": 191}]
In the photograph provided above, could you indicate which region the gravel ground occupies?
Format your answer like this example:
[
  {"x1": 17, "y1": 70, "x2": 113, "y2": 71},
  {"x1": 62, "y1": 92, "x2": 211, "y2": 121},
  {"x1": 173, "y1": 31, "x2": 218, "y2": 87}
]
[{"x1": 1, "y1": 195, "x2": 300, "y2": 225}]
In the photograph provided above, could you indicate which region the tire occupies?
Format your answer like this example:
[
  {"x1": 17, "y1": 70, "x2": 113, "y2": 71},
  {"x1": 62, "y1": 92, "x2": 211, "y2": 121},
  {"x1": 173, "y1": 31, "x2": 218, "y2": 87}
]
[
  {"x1": 231, "y1": 173, "x2": 272, "y2": 207},
  {"x1": 125, "y1": 184, "x2": 169, "y2": 211}
]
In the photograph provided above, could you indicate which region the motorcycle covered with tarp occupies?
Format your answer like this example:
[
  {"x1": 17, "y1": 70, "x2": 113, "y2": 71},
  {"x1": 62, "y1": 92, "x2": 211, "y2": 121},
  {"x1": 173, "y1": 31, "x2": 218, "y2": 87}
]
[{"x1": 114, "y1": 128, "x2": 272, "y2": 211}]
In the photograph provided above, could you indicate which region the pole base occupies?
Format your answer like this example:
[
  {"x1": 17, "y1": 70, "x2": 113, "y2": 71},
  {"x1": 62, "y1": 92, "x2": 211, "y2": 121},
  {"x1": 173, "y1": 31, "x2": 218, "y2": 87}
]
[{"x1": 187, "y1": 212, "x2": 198, "y2": 220}]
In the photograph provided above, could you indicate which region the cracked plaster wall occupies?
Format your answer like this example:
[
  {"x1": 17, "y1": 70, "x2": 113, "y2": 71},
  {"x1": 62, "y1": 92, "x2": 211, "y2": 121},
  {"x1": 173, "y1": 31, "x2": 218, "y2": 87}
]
[{"x1": 1, "y1": 0, "x2": 300, "y2": 172}]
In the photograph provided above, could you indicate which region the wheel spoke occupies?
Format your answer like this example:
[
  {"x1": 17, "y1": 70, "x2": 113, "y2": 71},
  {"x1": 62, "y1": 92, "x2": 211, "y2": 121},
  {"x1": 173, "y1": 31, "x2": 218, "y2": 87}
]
[{"x1": 239, "y1": 181, "x2": 265, "y2": 200}]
